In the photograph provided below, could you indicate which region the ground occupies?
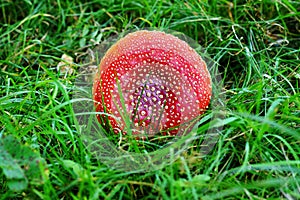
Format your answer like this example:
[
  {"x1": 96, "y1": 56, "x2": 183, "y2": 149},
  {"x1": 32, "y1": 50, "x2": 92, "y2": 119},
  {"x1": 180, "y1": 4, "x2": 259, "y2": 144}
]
[{"x1": 0, "y1": 0, "x2": 299, "y2": 199}]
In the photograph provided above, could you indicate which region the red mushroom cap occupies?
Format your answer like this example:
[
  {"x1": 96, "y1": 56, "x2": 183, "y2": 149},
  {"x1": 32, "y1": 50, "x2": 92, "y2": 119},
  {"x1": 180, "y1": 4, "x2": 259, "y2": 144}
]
[{"x1": 93, "y1": 30, "x2": 211, "y2": 136}]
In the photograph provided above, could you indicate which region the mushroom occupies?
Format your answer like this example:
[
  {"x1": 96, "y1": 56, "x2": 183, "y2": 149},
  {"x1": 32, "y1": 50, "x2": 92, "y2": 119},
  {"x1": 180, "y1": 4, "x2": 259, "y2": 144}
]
[{"x1": 93, "y1": 30, "x2": 212, "y2": 136}]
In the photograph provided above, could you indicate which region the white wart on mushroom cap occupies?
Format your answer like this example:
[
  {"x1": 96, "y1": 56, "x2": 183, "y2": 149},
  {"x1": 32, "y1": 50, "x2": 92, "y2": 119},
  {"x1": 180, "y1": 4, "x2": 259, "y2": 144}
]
[{"x1": 93, "y1": 30, "x2": 212, "y2": 136}]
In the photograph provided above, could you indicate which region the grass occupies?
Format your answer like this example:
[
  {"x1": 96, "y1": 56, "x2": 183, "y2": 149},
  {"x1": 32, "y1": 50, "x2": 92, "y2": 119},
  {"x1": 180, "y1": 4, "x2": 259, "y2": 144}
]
[{"x1": 0, "y1": 0, "x2": 299, "y2": 199}]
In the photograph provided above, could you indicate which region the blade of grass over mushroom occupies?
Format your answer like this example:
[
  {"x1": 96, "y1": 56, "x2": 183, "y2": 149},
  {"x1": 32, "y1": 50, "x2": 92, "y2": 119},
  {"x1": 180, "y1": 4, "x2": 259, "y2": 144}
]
[{"x1": 114, "y1": 77, "x2": 141, "y2": 153}]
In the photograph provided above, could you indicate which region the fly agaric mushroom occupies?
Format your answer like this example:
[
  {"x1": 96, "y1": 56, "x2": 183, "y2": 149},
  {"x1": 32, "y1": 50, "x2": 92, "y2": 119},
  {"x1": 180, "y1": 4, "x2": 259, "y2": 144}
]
[{"x1": 93, "y1": 30, "x2": 211, "y2": 136}]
